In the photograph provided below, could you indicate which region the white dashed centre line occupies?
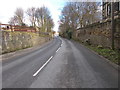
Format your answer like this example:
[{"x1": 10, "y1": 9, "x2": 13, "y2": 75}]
[
  {"x1": 33, "y1": 56, "x2": 53, "y2": 77},
  {"x1": 56, "y1": 47, "x2": 60, "y2": 52},
  {"x1": 61, "y1": 43, "x2": 63, "y2": 47}
]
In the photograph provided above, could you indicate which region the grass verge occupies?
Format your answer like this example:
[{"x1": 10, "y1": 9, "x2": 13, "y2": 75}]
[{"x1": 73, "y1": 38, "x2": 120, "y2": 65}]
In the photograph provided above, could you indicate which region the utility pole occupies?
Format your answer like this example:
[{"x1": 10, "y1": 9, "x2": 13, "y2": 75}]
[{"x1": 111, "y1": 2, "x2": 115, "y2": 50}]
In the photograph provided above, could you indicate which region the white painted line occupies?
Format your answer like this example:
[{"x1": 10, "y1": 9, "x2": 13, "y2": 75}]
[
  {"x1": 61, "y1": 43, "x2": 63, "y2": 47},
  {"x1": 56, "y1": 47, "x2": 60, "y2": 52},
  {"x1": 60, "y1": 41, "x2": 63, "y2": 47},
  {"x1": 33, "y1": 56, "x2": 53, "y2": 77},
  {"x1": 60, "y1": 38, "x2": 62, "y2": 41}
]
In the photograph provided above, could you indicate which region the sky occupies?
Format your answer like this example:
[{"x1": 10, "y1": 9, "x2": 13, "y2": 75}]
[
  {"x1": 0, "y1": 0, "x2": 66, "y2": 32},
  {"x1": 0, "y1": 0, "x2": 103, "y2": 32}
]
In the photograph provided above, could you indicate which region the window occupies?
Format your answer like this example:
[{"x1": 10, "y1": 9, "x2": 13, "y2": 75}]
[
  {"x1": 119, "y1": 2, "x2": 120, "y2": 11},
  {"x1": 114, "y1": 2, "x2": 119, "y2": 11},
  {"x1": 107, "y1": 5, "x2": 111, "y2": 16}
]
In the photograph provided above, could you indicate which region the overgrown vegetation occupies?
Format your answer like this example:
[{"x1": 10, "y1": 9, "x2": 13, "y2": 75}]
[
  {"x1": 73, "y1": 38, "x2": 119, "y2": 65},
  {"x1": 87, "y1": 45, "x2": 119, "y2": 65},
  {"x1": 59, "y1": 2, "x2": 101, "y2": 38},
  {"x1": 8, "y1": 6, "x2": 54, "y2": 33}
]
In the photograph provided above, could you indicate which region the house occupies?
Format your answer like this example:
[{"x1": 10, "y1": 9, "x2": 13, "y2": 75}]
[{"x1": 102, "y1": 1, "x2": 120, "y2": 20}]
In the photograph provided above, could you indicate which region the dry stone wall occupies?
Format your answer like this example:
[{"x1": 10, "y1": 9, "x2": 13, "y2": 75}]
[
  {"x1": 74, "y1": 19, "x2": 120, "y2": 49},
  {"x1": 1, "y1": 31, "x2": 51, "y2": 54}
]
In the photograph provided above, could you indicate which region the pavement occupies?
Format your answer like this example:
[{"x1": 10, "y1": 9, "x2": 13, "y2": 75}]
[{"x1": 2, "y1": 37, "x2": 119, "y2": 88}]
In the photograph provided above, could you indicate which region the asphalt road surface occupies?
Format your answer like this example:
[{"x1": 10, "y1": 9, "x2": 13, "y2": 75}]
[{"x1": 2, "y1": 37, "x2": 119, "y2": 88}]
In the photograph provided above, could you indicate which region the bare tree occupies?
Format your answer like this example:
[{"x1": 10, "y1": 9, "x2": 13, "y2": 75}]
[
  {"x1": 8, "y1": 16, "x2": 18, "y2": 25},
  {"x1": 8, "y1": 8, "x2": 25, "y2": 26},
  {"x1": 15, "y1": 8, "x2": 24, "y2": 25},
  {"x1": 8, "y1": 7, "x2": 54, "y2": 33},
  {"x1": 35, "y1": 7, "x2": 44, "y2": 29},
  {"x1": 59, "y1": 2, "x2": 78, "y2": 38},
  {"x1": 46, "y1": 15, "x2": 54, "y2": 32},
  {"x1": 82, "y1": 2, "x2": 101, "y2": 26},
  {"x1": 35, "y1": 6, "x2": 54, "y2": 32},
  {"x1": 59, "y1": 2, "x2": 102, "y2": 38},
  {"x1": 26, "y1": 7, "x2": 36, "y2": 27}
]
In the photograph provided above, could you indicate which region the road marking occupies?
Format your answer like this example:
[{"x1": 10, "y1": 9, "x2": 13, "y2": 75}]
[
  {"x1": 56, "y1": 47, "x2": 60, "y2": 52},
  {"x1": 33, "y1": 56, "x2": 53, "y2": 77},
  {"x1": 61, "y1": 43, "x2": 63, "y2": 47},
  {"x1": 60, "y1": 38, "x2": 62, "y2": 42}
]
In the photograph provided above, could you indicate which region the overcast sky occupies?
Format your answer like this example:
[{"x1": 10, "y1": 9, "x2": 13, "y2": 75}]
[
  {"x1": 0, "y1": 0, "x2": 66, "y2": 31},
  {"x1": 0, "y1": 0, "x2": 102, "y2": 32}
]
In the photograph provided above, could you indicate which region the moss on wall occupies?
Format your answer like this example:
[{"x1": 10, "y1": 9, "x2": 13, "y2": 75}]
[
  {"x1": 1, "y1": 31, "x2": 51, "y2": 54},
  {"x1": 74, "y1": 19, "x2": 120, "y2": 49}
]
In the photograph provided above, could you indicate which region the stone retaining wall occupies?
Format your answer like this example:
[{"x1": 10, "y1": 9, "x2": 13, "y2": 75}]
[
  {"x1": 74, "y1": 18, "x2": 120, "y2": 49},
  {"x1": 1, "y1": 31, "x2": 51, "y2": 54}
]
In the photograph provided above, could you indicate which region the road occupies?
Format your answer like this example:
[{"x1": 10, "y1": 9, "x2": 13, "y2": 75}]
[{"x1": 2, "y1": 37, "x2": 118, "y2": 88}]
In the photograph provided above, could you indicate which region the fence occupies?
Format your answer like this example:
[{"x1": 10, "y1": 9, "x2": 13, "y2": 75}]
[
  {"x1": 0, "y1": 24, "x2": 50, "y2": 36},
  {"x1": 0, "y1": 24, "x2": 36, "y2": 32}
]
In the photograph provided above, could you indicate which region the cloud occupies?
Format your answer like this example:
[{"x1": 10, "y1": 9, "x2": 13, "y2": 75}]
[{"x1": 0, "y1": 0, "x2": 65, "y2": 31}]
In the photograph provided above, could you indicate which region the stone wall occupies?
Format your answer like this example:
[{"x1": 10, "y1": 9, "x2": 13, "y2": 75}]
[
  {"x1": 1, "y1": 31, "x2": 51, "y2": 54},
  {"x1": 74, "y1": 18, "x2": 120, "y2": 49}
]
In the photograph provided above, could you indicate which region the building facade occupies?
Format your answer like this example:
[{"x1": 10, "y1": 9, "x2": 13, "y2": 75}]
[
  {"x1": 102, "y1": 2, "x2": 120, "y2": 20},
  {"x1": 74, "y1": 1, "x2": 120, "y2": 49}
]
